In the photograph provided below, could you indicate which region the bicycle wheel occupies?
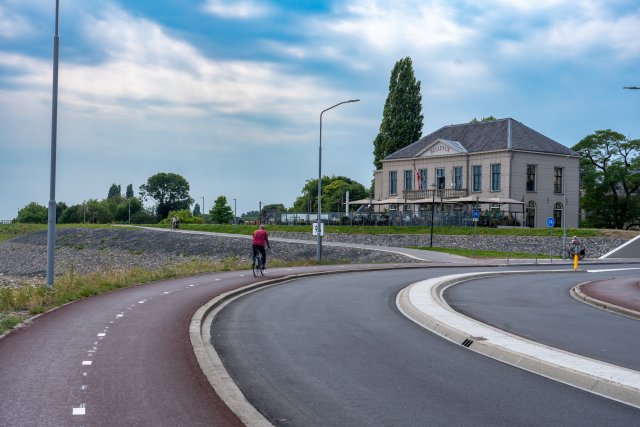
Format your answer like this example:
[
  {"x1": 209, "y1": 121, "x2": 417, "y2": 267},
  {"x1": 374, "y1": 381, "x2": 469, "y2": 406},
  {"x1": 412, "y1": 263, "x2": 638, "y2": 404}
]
[
  {"x1": 258, "y1": 255, "x2": 265, "y2": 276},
  {"x1": 252, "y1": 256, "x2": 259, "y2": 277},
  {"x1": 559, "y1": 248, "x2": 571, "y2": 260},
  {"x1": 578, "y1": 248, "x2": 586, "y2": 261}
]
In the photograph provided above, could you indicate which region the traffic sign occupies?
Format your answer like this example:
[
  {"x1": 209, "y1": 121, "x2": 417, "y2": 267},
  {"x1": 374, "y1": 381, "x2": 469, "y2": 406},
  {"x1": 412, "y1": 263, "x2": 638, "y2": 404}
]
[
  {"x1": 472, "y1": 209, "x2": 480, "y2": 219},
  {"x1": 546, "y1": 217, "x2": 555, "y2": 227},
  {"x1": 312, "y1": 222, "x2": 324, "y2": 236}
]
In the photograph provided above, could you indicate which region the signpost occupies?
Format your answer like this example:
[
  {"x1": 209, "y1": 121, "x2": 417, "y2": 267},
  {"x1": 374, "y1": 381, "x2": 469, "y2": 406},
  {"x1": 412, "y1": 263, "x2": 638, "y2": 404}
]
[
  {"x1": 546, "y1": 217, "x2": 555, "y2": 261},
  {"x1": 472, "y1": 209, "x2": 479, "y2": 256}
]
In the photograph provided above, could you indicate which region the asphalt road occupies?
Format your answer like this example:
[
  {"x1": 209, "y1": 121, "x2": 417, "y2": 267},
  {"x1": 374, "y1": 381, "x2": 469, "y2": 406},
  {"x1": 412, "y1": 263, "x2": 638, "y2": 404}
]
[{"x1": 213, "y1": 267, "x2": 640, "y2": 426}]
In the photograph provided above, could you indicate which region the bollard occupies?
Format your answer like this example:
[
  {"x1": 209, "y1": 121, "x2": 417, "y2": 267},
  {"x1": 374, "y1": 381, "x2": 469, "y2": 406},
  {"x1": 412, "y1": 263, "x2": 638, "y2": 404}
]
[{"x1": 573, "y1": 254, "x2": 578, "y2": 271}]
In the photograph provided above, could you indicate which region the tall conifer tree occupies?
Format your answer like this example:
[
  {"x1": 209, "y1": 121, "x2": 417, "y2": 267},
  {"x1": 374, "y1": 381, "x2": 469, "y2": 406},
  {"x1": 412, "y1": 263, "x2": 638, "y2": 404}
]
[{"x1": 373, "y1": 57, "x2": 423, "y2": 170}]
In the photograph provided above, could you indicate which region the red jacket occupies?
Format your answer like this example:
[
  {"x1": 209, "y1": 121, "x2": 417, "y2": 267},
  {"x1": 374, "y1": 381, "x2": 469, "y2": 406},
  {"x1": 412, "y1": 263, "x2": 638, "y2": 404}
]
[{"x1": 252, "y1": 229, "x2": 269, "y2": 247}]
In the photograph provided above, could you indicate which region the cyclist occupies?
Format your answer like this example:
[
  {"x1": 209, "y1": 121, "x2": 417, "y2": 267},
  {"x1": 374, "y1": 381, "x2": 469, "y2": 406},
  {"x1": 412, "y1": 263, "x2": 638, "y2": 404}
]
[
  {"x1": 570, "y1": 236, "x2": 584, "y2": 258},
  {"x1": 252, "y1": 224, "x2": 270, "y2": 269}
]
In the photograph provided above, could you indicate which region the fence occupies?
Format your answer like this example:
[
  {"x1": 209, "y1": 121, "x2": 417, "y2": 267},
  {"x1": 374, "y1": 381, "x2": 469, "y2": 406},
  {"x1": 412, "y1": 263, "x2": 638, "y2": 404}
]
[
  {"x1": 266, "y1": 210, "x2": 526, "y2": 228},
  {"x1": 0, "y1": 220, "x2": 12, "y2": 225}
]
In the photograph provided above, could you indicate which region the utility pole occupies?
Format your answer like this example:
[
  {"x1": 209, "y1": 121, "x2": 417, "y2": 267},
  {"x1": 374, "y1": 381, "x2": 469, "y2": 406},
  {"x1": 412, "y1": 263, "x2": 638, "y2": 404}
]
[{"x1": 46, "y1": 0, "x2": 60, "y2": 287}]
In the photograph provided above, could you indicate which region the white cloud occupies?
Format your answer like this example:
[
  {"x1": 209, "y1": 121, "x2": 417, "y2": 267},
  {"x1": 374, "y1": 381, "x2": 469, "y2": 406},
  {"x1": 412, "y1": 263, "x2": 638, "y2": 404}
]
[
  {"x1": 328, "y1": 0, "x2": 477, "y2": 53},
  {"x1": 200, "y1": 0, "x2": 272, "y2": 19},
  {"x1": 0, "y1": 5, "x2": 35, "y2": 38}
]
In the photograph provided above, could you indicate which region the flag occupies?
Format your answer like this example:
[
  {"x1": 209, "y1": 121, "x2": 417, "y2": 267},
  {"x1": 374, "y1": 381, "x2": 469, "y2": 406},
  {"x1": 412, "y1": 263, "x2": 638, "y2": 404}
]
[{"x1": 414, "y1": 162, "x2": 421, "y2": 191}]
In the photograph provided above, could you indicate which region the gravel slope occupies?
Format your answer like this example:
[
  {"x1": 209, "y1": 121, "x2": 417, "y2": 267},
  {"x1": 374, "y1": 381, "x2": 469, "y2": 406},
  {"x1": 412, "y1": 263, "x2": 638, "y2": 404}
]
[{"x1": 0, "y1": 227, "x2": 413, "y2": 285}]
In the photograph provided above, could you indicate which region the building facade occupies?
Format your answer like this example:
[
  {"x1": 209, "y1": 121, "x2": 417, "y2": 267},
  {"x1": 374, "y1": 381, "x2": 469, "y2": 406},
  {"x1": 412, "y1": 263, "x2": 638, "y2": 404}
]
[{"x1": 372, "y1": 118, "x2": 580, "y2": 228}]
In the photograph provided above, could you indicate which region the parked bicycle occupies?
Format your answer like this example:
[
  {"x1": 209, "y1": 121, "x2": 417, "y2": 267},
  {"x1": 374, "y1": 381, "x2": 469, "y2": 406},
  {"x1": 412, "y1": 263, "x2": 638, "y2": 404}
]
[
  {"x1": 559, "y1": 242, "x2": 586, "y2": 260},
  {"x1": 252, "y1": 249, "x2": 265, "y2": 277}
]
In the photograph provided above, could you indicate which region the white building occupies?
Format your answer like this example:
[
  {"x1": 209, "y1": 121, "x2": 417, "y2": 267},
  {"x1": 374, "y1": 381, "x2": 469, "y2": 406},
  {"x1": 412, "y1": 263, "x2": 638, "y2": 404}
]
[{"x1": 372, "y1": 118, "x2": 580, "y2": 228}]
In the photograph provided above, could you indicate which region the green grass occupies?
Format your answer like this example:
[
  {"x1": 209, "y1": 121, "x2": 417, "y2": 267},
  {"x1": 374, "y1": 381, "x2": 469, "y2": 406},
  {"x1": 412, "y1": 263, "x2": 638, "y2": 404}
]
[
  {"x1": 148, "y1": 222, "x2": 605, "y2": 237},
  {"x1": 410, "y1": 246, "x2": 553, "y2": 259},
  {"x1": 0, "y1": 254, "x2": 358, "y2": 336}
]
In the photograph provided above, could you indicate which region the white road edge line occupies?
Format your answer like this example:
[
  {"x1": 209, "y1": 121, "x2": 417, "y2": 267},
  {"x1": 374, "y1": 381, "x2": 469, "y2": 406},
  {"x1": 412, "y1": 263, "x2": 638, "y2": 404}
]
[{"x1": 397, "y1": 270, "x2": 640, "y2": 409}]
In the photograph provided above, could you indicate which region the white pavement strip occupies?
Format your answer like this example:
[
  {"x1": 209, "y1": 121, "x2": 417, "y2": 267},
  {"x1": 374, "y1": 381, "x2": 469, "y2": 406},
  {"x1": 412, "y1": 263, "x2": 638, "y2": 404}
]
[{"x1": 405, "y1": 272, "x2": 640, "y2": 395}]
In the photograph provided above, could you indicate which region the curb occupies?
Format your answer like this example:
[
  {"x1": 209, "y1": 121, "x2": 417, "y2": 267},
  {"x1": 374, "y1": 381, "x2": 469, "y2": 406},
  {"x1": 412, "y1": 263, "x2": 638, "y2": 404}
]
[
  {"x1": 396, "y1": 270, "x2": 640, "y2": 409},
  {"x1": 571, "y1": 283, "x2": 640, "y2": 321}
]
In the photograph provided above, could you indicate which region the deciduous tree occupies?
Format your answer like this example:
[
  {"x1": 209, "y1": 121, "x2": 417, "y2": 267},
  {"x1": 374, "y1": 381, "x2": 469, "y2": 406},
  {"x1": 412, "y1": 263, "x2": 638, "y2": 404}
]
[
  {"x1": 139, "y1": 173, "x2": 194, "y2": 220},
  {"x1": 15, "y1": 202, "x2": 48, "y2": 223},
  {"x1": 209, "y1": 196, "x2": 234, "y2": 224},
  {"x1": 573, "y1": 130, "x2": 640, "y2": 228}
]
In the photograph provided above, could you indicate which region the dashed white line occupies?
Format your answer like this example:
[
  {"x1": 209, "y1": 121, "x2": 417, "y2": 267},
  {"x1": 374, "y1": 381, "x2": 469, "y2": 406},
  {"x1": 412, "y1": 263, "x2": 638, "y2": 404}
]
[
  {"x1": 72, "y1": 404, "x2": 86, "y2": 415},
  {"x1": 82, "y1": 361, "x2": 92, "y2": 366},
  {"x1": 97, "y1": 333, "x2": 106, "y2": 337}
]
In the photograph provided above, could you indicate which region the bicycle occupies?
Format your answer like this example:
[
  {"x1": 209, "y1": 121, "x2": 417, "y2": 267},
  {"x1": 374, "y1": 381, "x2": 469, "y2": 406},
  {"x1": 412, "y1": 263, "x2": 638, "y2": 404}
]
[
  {"x1": 559, "y1": 243, "x2": 585, "y2": 260},
  {"x1": 252, "y1": 249, "x2": 265, "y2": 277}
]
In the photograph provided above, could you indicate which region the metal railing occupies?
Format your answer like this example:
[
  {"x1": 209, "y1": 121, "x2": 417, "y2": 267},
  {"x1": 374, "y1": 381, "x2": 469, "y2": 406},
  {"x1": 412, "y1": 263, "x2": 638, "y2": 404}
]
[
  {"x1": 403, "y1": 188, "x2": 468, "y2": 200},
  {"x1": 268, "y1": 211, "x2": 525, "y2": 227}
]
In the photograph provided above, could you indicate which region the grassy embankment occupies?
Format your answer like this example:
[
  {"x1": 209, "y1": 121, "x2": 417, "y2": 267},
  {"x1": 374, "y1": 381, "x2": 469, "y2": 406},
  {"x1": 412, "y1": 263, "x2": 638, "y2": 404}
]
[{"x1": 0, "y1": 223, "x2": 635, "y2": 335}]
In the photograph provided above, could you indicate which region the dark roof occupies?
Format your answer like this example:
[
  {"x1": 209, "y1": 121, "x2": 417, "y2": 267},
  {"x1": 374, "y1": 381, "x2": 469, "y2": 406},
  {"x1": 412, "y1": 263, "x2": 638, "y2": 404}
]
[{"x1": 385, "y1": 118, "x2": 575, "y2": 160}]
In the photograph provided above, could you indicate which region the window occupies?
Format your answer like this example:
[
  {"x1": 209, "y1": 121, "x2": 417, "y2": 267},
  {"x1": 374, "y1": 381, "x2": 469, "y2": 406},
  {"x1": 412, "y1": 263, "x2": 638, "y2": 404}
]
[
  {"x1": 554, "y1": 167, "x2": 563, "y2": 193},
  {"x1": 472, "y1": 165, "x2": 482, "y2": 192},
  {"x1": 453, "y1": 167, "x2": 463, "y2": 191},
  {"x1": 389, "y1": 171, "x2": 397, "y2": 195},
  {"x1": 526, "y1": 165, "x2": 536, "y2": 192},
  {"x1": 491, "y1": 164, "x2": 501, "y2": 192},
  {"x1": 404, "y1": 170, "x2": 413, "y2": 191},
  {"x1": 436, "y1": 168, "x2": 445, "y2": 189},
  {"x1": 526, "y1": 201, "x2": 536, "y2": 228},
  {"x1": 419, "y1": 169, "x2": 428, "y2": 191},
  {"x1": 553, "y1": 202, "x2": 563, "y2": 227}
]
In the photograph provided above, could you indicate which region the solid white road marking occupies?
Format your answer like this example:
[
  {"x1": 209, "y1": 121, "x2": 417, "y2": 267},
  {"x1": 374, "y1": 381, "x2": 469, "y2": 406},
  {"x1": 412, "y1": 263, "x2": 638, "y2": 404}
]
[{"x1": 587, "y1": 267, "x2": 640, "y2": 273}]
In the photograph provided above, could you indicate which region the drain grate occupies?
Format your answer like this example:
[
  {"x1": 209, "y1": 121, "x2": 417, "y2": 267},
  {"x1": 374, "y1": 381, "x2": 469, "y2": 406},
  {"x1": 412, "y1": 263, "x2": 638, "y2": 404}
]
[{"x1": 461, "y1": 338, "x2": 474, "y2": 347}]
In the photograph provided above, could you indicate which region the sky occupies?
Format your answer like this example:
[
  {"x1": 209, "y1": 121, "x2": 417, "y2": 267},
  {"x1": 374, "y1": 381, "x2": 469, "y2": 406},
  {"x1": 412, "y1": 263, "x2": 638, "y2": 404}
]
[{"x1": 0, "y1": 0, "x2": 638, "y2": 220}]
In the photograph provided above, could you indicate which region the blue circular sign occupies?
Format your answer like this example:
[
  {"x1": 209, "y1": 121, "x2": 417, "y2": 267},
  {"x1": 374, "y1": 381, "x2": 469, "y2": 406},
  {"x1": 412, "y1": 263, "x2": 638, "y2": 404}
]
[
  {"x1": 472, "y1": 209, "x2": 480, "y2": 219},
  {"x1": 546, "y1": 217, "x2": 555, "y2": 227}
]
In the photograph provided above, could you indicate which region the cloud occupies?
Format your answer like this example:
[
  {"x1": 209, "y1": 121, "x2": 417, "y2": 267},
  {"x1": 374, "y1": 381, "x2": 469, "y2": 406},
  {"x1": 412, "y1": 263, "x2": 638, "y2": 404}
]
[
  {"x1": 200, "y1": 0, "x2": 273, "y2": 19},
  {"x1": 0, "y1": 5, "x2": 353, "y2": 154},
  {"x1": 0, "y1": 5, "x2": 35, "y2": 38}
]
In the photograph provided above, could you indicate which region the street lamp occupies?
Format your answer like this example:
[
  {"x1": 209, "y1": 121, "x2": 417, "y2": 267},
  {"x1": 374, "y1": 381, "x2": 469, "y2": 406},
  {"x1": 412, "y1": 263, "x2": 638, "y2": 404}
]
[
  {"x1": 233, "y1": 198, "x2": 237, "y2": 224},
  {"x1": 201, "y1": 197, "x2": 205, "y2": 222},
  {"x1": 46, "y1": 0, "x2": 60, "y2": 287},
  {"x1": 623, "y1": 86, "x2": 639, "y2": 90},
  {"x1": 429, "y1": 183, "x2": 436, "y2": 247},
  {"x1": 317, "y1": 99, "x2": 360, "y2": 261}
]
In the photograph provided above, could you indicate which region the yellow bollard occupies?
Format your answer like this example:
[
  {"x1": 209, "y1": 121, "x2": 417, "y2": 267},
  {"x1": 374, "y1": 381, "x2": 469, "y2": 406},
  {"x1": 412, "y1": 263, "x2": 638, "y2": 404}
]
[{"x1": 573, "y1": 253, "x2": 578, "y2": 271}]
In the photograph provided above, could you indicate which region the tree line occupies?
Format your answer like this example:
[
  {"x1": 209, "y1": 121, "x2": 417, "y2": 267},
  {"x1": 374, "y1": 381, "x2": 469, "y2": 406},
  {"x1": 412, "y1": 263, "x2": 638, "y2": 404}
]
[{"x1": 12, "y1": 172, "x2": 371, "y2": 225}]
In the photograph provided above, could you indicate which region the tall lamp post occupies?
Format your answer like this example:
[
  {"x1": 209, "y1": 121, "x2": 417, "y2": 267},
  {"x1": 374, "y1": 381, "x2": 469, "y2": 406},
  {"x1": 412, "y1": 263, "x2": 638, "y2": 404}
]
[
  {"x1": 233, "y1": 198, "x2": 237, "y2": 224},
  {"x1": 201, "y1": 197, "x2": 205, "y2": 222},
  {"x1": 317, "y1": 99, "x2": 360, "y2": 262},
  {"x1": 46, "y1": 0, "x2": 60, "y2": 287},
  {"x1": 429, "y1": 183, "x2": 436, "y2": 247}
]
